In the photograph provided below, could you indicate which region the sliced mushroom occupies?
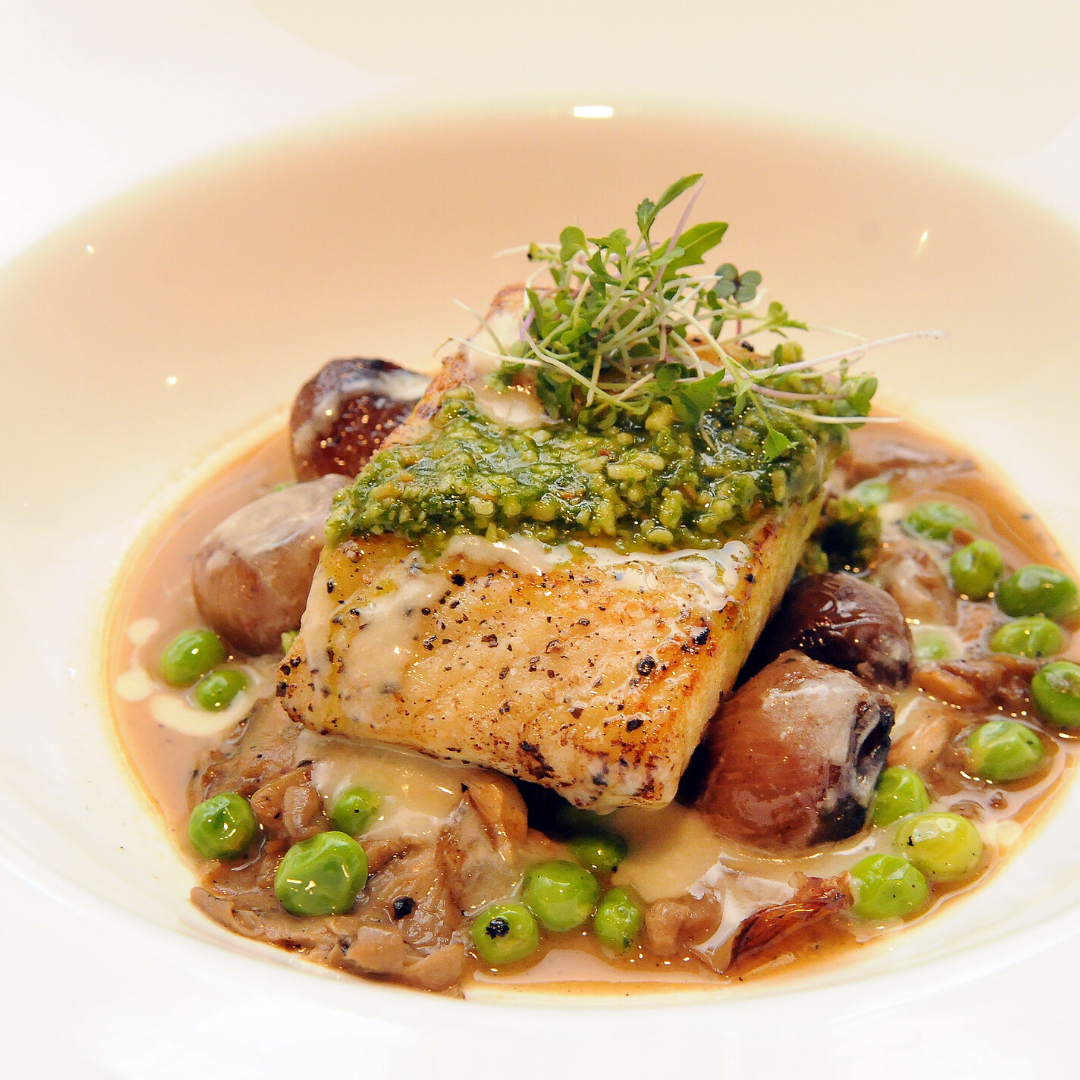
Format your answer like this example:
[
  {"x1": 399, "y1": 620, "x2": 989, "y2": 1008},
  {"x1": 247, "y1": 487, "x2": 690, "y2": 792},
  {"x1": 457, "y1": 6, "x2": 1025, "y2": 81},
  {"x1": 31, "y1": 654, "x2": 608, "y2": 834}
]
[
  {"x1": 728, "y1": 874, "x2": 851, "y2": 971},
  {"x1": 249, "y1": 766, "x2": 329, "y2": 841},
  {"x1": 337, "y1": 926, "x2": 406, "y2": 977},
  {"x1": 363, "y1": 844, "x2": 463, "y2": 955},
  {"x1": 192, "y1": 473, "x2": 347, "y2": 655},
  {"x1": 916, "y1": 655, "x2": 1038, "y2": 715},
  {"x1": 750, "y1": 572, "x2": 913, "y2": 687},
  {"x1": 436, "y1": 775, "x2": 528, "y2": 914},
  {"x1": 696, "y1": 651, "x2": 894, "y2": 852},
  {"x1": 871, "y1": 539, "x2": 957, "y2": 626},
  {"x1": 886, "y1": 698, "x2": 969, "y2": 797},
  {"x1": 644, "y1": 893, "x2": 723, "y2": 957},
  {"x1": 197, "y1": 696, "x2": 299, "y2": 801}
]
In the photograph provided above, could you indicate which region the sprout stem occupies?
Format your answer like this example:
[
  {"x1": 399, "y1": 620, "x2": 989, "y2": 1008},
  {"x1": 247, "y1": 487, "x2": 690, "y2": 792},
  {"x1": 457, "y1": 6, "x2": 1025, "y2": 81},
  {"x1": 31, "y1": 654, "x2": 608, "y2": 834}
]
[
  {"x1": 771, "y1": 330, "x2": 947, "y2": 377},
  {"x1": 479, "y1": 177, "x2": 943, "y2": 438}
]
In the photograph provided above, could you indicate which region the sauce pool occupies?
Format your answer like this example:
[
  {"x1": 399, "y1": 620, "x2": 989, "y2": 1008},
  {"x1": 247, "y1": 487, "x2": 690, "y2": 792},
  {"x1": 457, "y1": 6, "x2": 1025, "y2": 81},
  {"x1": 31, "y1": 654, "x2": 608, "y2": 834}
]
[{"x1": 103, "y1": 412, "x2": 1080, "y2": 996}]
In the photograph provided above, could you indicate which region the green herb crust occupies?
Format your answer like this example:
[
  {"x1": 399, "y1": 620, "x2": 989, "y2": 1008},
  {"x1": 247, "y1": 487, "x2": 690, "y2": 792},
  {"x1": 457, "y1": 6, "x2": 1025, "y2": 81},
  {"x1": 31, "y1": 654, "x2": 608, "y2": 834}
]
[{"x1": 327, "y1": 388, "x2": 847, "y2": 552}]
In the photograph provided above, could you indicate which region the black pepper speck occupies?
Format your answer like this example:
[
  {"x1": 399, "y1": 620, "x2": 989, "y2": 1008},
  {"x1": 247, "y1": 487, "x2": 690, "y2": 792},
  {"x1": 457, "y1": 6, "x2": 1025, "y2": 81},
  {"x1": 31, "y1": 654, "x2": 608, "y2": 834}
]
[{"x1": 636, "y1": 655, "x2": 657, "y2": 676}]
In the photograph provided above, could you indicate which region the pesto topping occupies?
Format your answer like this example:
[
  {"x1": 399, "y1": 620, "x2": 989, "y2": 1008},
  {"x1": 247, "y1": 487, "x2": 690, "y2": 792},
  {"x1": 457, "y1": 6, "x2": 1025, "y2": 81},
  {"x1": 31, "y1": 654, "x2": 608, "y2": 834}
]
[{"x1": 327, "y1": 390, "x2": 845, "y2": 552}]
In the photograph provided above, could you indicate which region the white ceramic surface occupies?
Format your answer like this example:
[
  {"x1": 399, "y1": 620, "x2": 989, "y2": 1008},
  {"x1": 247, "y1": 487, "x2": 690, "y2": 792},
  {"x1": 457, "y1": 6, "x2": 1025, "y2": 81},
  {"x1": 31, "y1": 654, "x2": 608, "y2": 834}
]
[{"x1": 4, "y1": 3, "x2": 1080, "y2": 1077}]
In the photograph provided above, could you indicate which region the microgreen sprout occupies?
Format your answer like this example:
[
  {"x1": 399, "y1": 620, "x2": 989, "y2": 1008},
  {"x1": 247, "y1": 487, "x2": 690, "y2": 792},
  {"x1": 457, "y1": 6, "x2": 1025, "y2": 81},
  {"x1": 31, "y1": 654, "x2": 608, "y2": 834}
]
[{"x1": 483, "y1": 175, "x2": 941, "y2": 459}]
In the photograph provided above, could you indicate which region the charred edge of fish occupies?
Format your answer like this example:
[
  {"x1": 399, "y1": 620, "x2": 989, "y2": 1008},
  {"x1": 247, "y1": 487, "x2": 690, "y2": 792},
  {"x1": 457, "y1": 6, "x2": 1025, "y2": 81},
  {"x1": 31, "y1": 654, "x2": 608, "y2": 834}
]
[{"x1": 519, "y1": 741, "x2": 555, "y2": 779}]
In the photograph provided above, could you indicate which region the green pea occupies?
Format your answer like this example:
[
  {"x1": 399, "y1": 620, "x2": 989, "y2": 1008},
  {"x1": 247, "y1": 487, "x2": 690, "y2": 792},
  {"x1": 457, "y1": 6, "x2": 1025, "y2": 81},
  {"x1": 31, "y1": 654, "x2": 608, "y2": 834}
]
[
  {"x1": 895, "y1": 812, "x2": 983, "y2": 881},
  {"x1": 159, "y1": 628, "x2": 226, "y2": 687},
  {"x1": 849, "y1": 854, "x2": 929, "y2": 920},
  {"x1": 997, "y1": 564, "x2": 1080, "y2": 620},
  {"x1": 188, "y1": 792, "x2": 257, "y2": 860},
  {"x1": 330, "y1": 785, "x2": 381, "y2": 836},
  {"x1": 849, "y1": 479, "x2": 891, "y2": 506},
  {"x1": 280, "y1": 630, "x2": 299, "y2": 653},
  {"x1": 567, "y1": 833, "x2": 629, "y2": 874},
  {"x1": 522, "y1": 860, "x2": 600, "y2": 932},
  {"x1": 966, "y1": 720, "x2": 1045, "y2": 782},
  {"x1": 471, "y1": 903, "x2": 540, "y2": 965},
  {"x1": 593, "y1": 887, "x2": 644, "y2": 952},
  {"x1": 949, "y1": 539, "x2": 1005, "y2": 600},
  {"x1": 274, "y1": 831, "x2": 368, "y2": 917},
  {"x1": 903, "y1": 501, "x2": 974, "y2": 541},
  {"x1": 912, "y1": 628, "x2": 954, "y2": 664},
  {"x1": 872, "y1": 766, "x2": 932, "y2": 826},
  {"x1": 1031, "y1": 660, "x2": 1080, "y2": 728},
  {"x1": 989, "y1": 616, "x2": 1064, "y2": 658},
  {"x1": 192, "y1": 668, "x2": 247, "y2": 711}
]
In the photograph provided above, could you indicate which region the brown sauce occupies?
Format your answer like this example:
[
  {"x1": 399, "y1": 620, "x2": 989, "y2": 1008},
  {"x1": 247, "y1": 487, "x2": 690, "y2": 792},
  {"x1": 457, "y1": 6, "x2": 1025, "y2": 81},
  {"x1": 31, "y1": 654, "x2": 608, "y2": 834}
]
[
  {"x1": 104, "y1": 414, "x2": 1079, "y2": 997},
  {"x1": 107, "y1": 430, "x2": 294, "y2": 830}
]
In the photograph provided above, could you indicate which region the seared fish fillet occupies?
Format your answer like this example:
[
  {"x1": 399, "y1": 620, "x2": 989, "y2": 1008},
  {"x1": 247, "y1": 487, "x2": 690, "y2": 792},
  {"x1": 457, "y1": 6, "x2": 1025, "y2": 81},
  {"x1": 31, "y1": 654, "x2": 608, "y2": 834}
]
[{"x1": 280, "y1": 290, "x2": 826, "y2": 811}]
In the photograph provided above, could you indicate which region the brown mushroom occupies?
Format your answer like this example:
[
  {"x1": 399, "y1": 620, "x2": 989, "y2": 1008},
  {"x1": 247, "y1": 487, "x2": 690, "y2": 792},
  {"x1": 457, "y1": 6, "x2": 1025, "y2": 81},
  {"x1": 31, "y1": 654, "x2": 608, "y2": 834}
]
[
  {"x1": 750, "y1": 572, "x2": 913, "y2": 687},
  {"x1": 192, "y1": 473, "x2": 347, "y2": 654},
  {"x1": 436, "y1": 774, "x2": 528, "y2": 913},
  {"x1": 290, "y1": 358, "x2": 429, "y2": 481},
  {"x1": 696, "y1": 651, "x2": 894, "y2": 852}
]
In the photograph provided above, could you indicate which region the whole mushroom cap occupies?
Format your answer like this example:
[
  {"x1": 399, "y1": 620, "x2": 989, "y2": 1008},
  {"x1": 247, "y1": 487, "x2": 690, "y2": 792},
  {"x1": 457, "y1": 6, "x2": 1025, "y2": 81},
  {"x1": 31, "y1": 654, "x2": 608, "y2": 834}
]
[{"x1": 696, "y1": 651, "x2": 894, "y2": 852}]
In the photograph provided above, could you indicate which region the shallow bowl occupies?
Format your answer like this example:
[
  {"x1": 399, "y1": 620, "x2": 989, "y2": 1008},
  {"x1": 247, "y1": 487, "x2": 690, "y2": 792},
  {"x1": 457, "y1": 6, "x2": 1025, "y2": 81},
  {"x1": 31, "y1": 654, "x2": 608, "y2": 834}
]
[{"x1": 3, "y1": 106, "x2": 1080, "y2": 1073}]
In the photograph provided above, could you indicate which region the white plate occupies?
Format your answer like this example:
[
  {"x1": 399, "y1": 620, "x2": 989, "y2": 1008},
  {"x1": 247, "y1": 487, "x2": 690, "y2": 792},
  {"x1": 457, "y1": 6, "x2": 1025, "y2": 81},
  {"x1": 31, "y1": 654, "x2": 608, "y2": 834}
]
[{"x1": 4, "y1": 4, "x2": 1080, "y2": 1077}]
